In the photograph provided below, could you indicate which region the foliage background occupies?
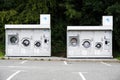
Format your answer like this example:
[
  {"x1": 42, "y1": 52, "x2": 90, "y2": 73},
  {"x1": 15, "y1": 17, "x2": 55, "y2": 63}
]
[{"x1": 0, "y1": 0, "x2": 120, "y2": 57}]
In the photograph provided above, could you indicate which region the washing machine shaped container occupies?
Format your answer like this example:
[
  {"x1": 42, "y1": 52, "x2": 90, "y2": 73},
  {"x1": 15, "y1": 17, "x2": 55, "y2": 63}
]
[
  {"x1": 67, "y1": 16, "x2": 113, "y2": 58},
  {"x1": 5, "y1": 25, "x2": 51, "y2": 56},
  {"x1": 5, "y1": 14, "x2": 51, "y2": 57}
]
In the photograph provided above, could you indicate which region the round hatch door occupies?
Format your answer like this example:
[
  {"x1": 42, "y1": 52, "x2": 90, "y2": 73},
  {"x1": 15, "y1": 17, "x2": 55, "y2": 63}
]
[
  {"x1": 22, "y1": 39, "x2": 30, "y2": 47},
  {"x1": 70, "y1": 38, "x2": 78, "y2": 46},
  {"x1": 82, "y1": 40, "x2": 91, "y2": 48},
  {"x1": 9, "y1": 35, "x2": 19, "y2": 45},
  {"x1": 34, "y1": 41, "x2": 41, "y2": 47},
  {"x1": 95, "y1": 42, "x2": 102, "y2": 49}
]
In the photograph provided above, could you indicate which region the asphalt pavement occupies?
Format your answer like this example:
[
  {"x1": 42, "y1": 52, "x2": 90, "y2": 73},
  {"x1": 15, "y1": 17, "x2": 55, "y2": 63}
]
[{"x1": 0, "y1": 60, "x2": 120, "y2": 80}]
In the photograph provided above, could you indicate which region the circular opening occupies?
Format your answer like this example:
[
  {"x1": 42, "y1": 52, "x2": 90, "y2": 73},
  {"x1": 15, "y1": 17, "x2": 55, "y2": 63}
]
[
  {"x1": 35, "y1": 41, "x2": 41, "y2": 47},
  {"x1": 95, "y1": 43, "x2": 102, "y2": 49},
  {"x1": 10, "y1": 36, "x2": 18, "y2": 44},
  {"x1": 22, "y1": 39, "x2": 30, "y2": 47},
  {"x1": 70, "y1": 38, "x2": 77, "y2": 46},
  {"x1": 82, "y1": 41, "x2": 91, "y2": 48}
]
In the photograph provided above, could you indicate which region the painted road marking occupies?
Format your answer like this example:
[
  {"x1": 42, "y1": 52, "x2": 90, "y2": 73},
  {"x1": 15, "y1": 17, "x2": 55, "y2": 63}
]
[
  {"x1": 79, "y1": 72, "x2": 86, "y2": 80},
  {"x1": 20, "y1": 60, "x2": 27, "y2": 64},
  {"x1": 6, "y1": 70, "x2": 21, "y2": 80},
  {"x1": 64, "y1": 61, "x2": 68, "y2": 65},
  {"x1": 100, "y1": 62, "x2": 112, "y2": 66},
  {"x1": 0, "y1": 65, "x2": 29, "y2": 68}
]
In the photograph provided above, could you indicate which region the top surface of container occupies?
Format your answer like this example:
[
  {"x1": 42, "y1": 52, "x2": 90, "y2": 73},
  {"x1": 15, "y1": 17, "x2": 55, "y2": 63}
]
[
  {"x1": 5, "y1": 24, "x2": 50, "y2": 29},
  {"x1": 67, "y1": 26, "x2": 113, "y2": 31}
]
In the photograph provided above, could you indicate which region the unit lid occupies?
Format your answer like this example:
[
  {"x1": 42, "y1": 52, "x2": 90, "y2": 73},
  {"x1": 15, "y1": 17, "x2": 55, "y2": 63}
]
[
  {"x1": 67, "y1": 26, "x2": 113, "y2": 31},
  {"x1": 5, "y1": 24, "x2": 50, "y2": 29}
]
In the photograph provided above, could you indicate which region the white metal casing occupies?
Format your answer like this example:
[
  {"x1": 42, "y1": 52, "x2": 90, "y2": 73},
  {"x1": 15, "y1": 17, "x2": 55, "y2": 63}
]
[
  {"x1": 67, "y1": 16, "x2": 113, "y2": 58},
  {"x1": 5, "y1": 14, "x2": 51, "y2": 57},
  {"x1": 40, "y1": 14, "x2": 50, "y2": 26},
  {"x1": 102, "y1": 16, "x2": 113, "y2": 27}
]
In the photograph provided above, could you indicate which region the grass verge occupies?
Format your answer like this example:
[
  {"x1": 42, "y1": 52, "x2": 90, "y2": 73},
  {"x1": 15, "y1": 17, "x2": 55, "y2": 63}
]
[
  {"x1": 114, "y1": 51, "x2": 120, "y2": 60},
  {"x1": 0, "y1": 51, "x2": 5, "y2": 59}
]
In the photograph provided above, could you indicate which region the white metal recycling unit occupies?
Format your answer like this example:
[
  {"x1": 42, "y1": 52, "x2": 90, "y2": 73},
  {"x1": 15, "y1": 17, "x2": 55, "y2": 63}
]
[
  {"x1": 5, "y1": 14, "x2": 51, "y2": 56},
  {"x1": 67, "y1": 16, "x2": 113, "y2": 58}
]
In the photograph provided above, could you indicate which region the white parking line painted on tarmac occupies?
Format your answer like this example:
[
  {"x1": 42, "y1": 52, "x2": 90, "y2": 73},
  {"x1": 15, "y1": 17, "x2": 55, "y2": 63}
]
[
  {"x1": 0, "y1": 66, "x2": 19, "y2": 68},
  {"x1": 20, "y1": 60, "x2": 27, "y2": 64},
  {"x1": 6, "y1": 70, "x2": 21, "y2": 80},
  {"x1": 79, "y1": 72, "x2": 86, "y2": 80},
  {"x1": 100, "y1": 62, "x2": 112, "y2": 66},
  {"x1": 64, "y1": 61, "x2": 68, "y2": 65}
]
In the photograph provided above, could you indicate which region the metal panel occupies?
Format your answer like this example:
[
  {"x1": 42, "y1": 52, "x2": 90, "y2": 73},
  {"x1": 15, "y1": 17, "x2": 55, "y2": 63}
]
[
  {"x1": 5, "y1": 24, "x2": 50, "y2": 29},
  {"x1": 102, "y1": 16, "x2": 113, "y2": 27},
  {"x1": 5, "y1": 14, "x2": 51, "y2": 57},
  {"x1": 20, "y1": 30, "x2": 33, "y2": 56},
  {"x1": 67, "y1": 16, "x2": 113, "y2": 58},
  {"x1": 6, "y1": 30, "x2": 20, "y2": 56},
  {"x1": 33, "y1": 29, "x2": 51, "y2": 56},
  {"x1": 67, "y1": 30, "x2": 112, "y2": 58},
  {"x1": 40, "y1": 14, "x2": 50, "y2": 26},
  {"x1": 67, "y1": 26, "x2": 113, "y2": 31},
  {"x1": 5, "y1": 29, "x2": 51, "y2": 56}
]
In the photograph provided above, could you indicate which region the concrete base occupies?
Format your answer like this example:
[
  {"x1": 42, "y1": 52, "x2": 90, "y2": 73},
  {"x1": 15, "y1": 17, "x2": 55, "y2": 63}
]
[{"x1": 2, "y1": 56, "x2": 120, "y2": 62}]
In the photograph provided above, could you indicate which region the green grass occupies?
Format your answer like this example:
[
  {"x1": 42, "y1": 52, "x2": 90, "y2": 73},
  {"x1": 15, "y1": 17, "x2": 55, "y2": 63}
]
[
  {"x1": 116, "y1": 54, "x2": 120, "y2": 60},
  {"x1": 114, "y1": 50, "x2": 120, "y2": 60},
  {"x1": 0, "y1": 43, "x2": 5, "y2": 59},
  {"x1": 0, "y1": 51, "x2": 4, "y2": 59},
  {"x1": 116, "y1": 57, "x2": 120, "y2": 60}
]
